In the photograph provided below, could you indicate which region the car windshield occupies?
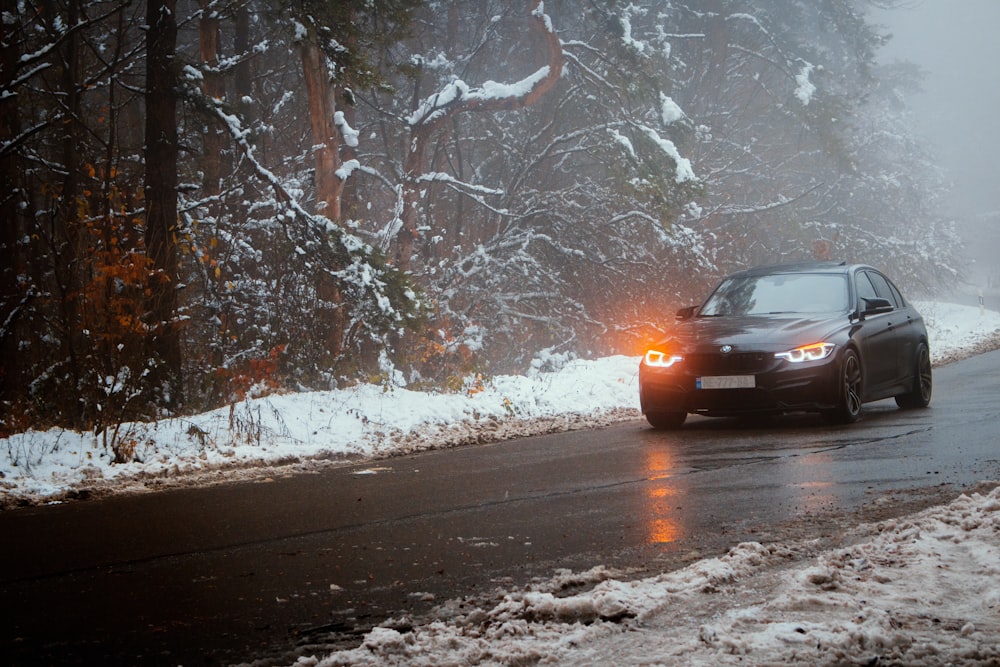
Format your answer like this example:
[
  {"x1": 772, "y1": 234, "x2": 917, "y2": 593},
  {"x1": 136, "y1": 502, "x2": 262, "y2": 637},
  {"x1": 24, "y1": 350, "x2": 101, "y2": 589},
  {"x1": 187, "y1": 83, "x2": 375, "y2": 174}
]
[{"x1": 699, "y1": 273, "x2": 849, "y2": 316}]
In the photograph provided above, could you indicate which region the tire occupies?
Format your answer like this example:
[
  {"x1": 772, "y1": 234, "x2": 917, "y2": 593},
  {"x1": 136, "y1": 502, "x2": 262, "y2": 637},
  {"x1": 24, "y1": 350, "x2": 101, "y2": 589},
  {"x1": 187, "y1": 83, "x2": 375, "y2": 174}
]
[
  {"x1": 645, "y1": 411, "x2": 687, "y2": 430},
  {"x1": 824, "y1": 348, "x2": 863, "y2": 424},
  {"x1": 895, "y1": 342, "x2": 932, "y2": 409}
]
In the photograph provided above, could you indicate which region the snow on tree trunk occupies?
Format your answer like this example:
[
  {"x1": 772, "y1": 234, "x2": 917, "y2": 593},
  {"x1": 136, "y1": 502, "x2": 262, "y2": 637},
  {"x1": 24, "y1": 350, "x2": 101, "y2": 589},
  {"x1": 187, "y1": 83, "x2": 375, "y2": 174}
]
[
  {"x1": 299, "y1": 24, "x2": 343, "y2": 222},
  {"x1": 298, "y1": 21, "x2": 348, "y2": 359},
  {"x1": 396, "y1": 0, "x2": 564, "y2": 273}
]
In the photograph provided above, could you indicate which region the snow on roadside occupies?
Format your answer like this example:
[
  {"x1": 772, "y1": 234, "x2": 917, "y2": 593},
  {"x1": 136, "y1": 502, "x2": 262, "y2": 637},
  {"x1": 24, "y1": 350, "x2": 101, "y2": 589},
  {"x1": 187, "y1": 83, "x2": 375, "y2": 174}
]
[
  {"x1": 0, "y1": 355, "x2": 641, "y2": 505},
  {"x1": 1, "y1": 301, "x2": 999, "y2": 506},
  {"x1": 917, "y1": 300, "x2": 1000, "y2": 364},
  {"x1": 289, "y1": 486, "x2": 1000, "y2": 667}
]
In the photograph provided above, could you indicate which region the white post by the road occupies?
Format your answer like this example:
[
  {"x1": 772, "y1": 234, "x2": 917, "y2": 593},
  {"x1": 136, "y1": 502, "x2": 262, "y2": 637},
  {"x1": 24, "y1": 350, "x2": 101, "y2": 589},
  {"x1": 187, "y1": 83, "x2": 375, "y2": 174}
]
[{"x1": 980, "y1": 289, "x2": 985, "y2": 316}]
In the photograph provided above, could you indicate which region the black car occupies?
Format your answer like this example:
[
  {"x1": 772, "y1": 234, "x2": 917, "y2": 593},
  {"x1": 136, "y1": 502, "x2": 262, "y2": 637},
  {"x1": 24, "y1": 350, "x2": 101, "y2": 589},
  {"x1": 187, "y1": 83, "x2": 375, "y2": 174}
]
[{"x1": 639, "y1": 261, "x2": 932, "y2": 429}]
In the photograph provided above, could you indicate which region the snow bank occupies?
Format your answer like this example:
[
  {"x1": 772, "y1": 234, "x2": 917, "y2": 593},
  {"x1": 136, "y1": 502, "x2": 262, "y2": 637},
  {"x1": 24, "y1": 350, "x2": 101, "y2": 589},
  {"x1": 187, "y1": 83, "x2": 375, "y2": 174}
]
[
  {"x1": 0, "y1": 356, "x2": 641, "y2": 504},
  {"x1": 915, "y1": 300, "x2": 1000, "y2": 364}
]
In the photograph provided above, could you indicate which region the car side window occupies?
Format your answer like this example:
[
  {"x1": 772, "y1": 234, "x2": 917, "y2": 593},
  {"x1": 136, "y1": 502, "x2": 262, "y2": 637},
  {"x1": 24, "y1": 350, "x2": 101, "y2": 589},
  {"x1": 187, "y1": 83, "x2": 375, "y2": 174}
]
[
  {"x1": 866, "y1": 271, "x2": 899, "y2": 308},
  {"x1": 855, "y1": 272, "x2": 879, "y2": 307},
  {"x1": 887, "y1": 280, "x2": 906, "y2": 307}
]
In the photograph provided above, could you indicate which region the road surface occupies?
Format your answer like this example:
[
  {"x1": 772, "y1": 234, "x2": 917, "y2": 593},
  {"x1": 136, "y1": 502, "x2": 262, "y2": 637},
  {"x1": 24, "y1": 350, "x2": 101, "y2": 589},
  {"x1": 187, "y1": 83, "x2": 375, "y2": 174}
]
[{"x1": 1, "y1": 350, "x2": 999, "y2": 666}]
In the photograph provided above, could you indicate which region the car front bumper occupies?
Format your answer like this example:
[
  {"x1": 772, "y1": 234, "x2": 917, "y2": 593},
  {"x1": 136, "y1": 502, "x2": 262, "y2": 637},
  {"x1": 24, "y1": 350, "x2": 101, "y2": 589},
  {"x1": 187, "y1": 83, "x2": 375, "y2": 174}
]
[{"x1": 639, "y1": 354, "x2": 841, "y2": 417}]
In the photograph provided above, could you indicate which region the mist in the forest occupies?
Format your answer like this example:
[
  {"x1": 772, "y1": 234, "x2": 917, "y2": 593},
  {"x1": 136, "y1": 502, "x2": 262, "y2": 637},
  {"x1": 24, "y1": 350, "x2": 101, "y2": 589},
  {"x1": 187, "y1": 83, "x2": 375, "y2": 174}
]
[{"x1": 872, "y1": 0, "x2": 1000, "y2": 288}]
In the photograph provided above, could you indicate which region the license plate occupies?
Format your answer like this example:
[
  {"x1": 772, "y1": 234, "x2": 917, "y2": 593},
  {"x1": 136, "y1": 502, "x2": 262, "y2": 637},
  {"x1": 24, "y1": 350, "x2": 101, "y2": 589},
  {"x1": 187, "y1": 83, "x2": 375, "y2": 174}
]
[{"x1": 697, "y1": 375, "x2": 756, "y2": 389}]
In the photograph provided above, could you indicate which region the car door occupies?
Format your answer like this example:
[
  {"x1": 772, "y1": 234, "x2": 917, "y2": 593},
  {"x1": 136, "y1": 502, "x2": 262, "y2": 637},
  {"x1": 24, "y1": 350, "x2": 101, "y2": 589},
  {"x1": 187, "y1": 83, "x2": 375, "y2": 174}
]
[
  {"x1": 867, "y1": 270, "x2": 918, "y2": 388},
  {"x1": 854, "y1": 270, "x2": 899, "y2": 396}
]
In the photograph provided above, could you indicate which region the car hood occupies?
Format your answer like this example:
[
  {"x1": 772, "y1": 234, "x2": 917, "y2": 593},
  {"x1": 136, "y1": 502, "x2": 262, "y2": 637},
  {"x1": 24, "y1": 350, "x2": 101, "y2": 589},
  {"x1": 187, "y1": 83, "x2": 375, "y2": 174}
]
[{"x1": 656, "y1": 313, "x2": 849, "y2": 354}]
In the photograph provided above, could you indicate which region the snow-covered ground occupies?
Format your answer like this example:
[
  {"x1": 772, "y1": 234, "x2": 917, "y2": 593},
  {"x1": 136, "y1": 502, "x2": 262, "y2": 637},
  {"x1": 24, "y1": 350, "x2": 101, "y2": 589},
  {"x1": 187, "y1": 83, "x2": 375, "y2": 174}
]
[{"x1": 3, "y1": 301, "x2": 1000, "y2": 666}]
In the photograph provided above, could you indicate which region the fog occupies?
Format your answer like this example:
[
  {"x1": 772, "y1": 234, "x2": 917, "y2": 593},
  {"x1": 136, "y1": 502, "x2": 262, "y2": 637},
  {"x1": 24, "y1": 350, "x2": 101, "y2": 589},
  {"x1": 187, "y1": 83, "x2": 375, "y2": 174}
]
[{"x1": 872, "y1": 0, "x2": 1000, "y2": 290}]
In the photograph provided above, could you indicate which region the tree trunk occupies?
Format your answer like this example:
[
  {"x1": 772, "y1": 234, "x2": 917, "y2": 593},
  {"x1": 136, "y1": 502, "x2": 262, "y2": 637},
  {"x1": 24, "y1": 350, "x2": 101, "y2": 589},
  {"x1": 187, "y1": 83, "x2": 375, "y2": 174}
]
[
  {"x1": 199, "y1": 0, "x2": 224, "y2": 216},
  {"x1": 0, "y1": 10, "x2": 25, "y2": 411},
  {"x1": 298, "y1": 21, "x2": 347, "y2": 360},
  {"x1": 234, "y1": 7, "x2": 255, "y2": 123},
  {"x1": 299, "y1": 25, "x2": 342, "y2": 221},
  {"x1": 144, "y1": 0, "x2": 183, "y2": 409},
  {"x1": 232, "y1": 5, "x2": 257, "y2": 203}
]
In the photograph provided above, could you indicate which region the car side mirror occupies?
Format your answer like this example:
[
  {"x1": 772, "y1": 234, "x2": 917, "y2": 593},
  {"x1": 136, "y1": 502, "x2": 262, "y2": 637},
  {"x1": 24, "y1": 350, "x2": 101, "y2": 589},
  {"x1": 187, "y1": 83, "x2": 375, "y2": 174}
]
[
  {"x1": 860, "y1": 297, "x2": 893, "y2": 319},
  {"x1": 675, "y1": 306, "x2": 697, "y2": 320}
]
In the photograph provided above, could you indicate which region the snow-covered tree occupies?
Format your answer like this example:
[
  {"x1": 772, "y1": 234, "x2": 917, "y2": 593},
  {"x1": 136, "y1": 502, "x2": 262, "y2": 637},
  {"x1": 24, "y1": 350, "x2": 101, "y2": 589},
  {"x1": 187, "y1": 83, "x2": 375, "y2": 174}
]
[{"x1": 0, "y1": 0, "x2": 963, "y2": 440}]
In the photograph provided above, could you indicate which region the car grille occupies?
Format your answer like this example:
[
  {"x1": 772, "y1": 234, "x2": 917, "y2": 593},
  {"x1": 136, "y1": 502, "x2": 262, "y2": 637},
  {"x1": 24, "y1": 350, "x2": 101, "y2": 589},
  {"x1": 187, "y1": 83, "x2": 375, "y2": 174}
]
[{"x1": 686, "y1": 352, "x2": 773, "y2": 375}]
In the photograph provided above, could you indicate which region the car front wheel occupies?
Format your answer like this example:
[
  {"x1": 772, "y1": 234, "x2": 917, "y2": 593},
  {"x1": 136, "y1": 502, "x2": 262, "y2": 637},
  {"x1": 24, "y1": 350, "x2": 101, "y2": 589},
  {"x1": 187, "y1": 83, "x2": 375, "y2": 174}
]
[
  {"x1": 824, "y1": 348, "x2": 863, "y2": 424},
  {"x1": 645, "y1": 411, "x2": 687, "y2": 430},
  {"x1": 895, "y1": 342, "x2": 932, "y2": 409}
]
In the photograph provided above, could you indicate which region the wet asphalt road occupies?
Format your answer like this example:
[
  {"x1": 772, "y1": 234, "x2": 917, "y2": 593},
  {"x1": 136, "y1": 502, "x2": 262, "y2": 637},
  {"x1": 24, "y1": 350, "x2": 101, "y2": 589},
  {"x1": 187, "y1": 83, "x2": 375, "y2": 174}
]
[{"x1": 1, "y1": 350, "x2": 999, "y2": 666}]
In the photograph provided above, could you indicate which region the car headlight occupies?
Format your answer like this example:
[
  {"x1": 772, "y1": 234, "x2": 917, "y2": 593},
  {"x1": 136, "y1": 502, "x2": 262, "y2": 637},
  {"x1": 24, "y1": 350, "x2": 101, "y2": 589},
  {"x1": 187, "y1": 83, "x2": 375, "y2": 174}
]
[
  {"x1": 774, "y1": 342, "x2": 835, "y2": 363},
  {"x1": 645, "y1": 350, "x2": 684, "y2": 368}
]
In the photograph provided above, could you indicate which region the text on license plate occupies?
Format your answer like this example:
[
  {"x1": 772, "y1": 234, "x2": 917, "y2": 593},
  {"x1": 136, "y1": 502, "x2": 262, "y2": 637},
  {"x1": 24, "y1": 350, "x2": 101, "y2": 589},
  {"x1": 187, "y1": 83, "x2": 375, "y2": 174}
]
[{"x1": 697, "y1": 375, "x2": 756, "y2": 389}]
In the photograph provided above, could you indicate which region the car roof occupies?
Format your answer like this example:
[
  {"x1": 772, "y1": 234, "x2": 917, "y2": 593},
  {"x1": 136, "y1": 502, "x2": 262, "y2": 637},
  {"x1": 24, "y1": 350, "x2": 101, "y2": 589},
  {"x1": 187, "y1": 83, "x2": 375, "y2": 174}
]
[{"x1": 727, "y1": 261, "x2": 868, "y2": 278}]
